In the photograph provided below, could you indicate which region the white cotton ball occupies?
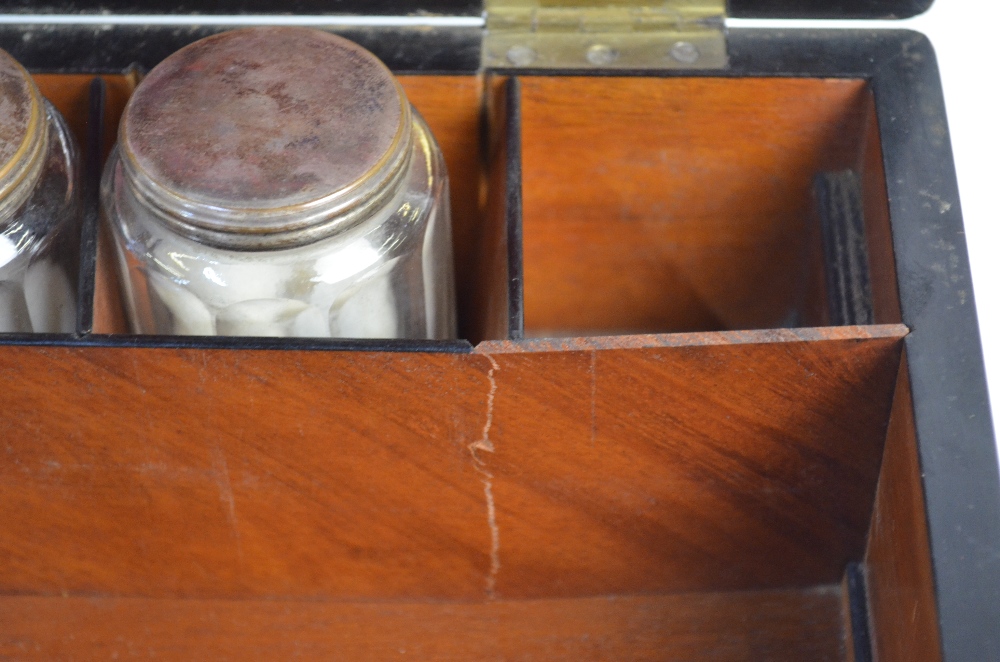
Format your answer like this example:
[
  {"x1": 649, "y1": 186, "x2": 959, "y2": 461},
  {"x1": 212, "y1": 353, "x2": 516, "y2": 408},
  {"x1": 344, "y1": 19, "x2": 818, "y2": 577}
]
[
  {"x1": 333, "y1": 274, "x2": 398, "y2": 339},
  {"x1": 0, "y1": 235, "x2": 18, "y2": 270},
  {"x1": 191, "y1": 261, "x2": 294, "y2": 308},
  {"x1": 312, "y1": 241, "x2": 381, "y2": 286},
  {"x1": 216, "y1": 298, "x2": 328, "y2": 337},
  {"x1": 290, "y1": 303, "x2": 330, "y2": 337},
  {"x1": 23, "y1": 260, "x2": 76, "y2": 333},
  {"x1": 148, "y1": 271, "x2": 215, "y2": 335},
  {"x1": 0, "y1": 281, "x2": 32, "y2": 333}
]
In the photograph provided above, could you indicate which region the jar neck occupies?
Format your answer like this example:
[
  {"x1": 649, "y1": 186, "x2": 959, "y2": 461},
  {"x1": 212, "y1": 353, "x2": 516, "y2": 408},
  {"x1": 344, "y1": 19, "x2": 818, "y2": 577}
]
[
  {"x1": 117, "y1": 97, "x2": 414, "y2": 252},
  {"x1": 0, "y1": 90, "x2": 48, "y2": 223}
]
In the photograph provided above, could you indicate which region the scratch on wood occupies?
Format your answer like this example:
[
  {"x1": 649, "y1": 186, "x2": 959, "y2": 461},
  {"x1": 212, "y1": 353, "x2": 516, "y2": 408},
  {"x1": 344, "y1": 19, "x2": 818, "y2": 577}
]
[
  {"x1": 469, "y1": 353, "x2": 499, "y2": 460},
  {"x1": 130, "y1": 354, "x2": 147, "y2": 395},
  {"x1": 211, "y1": 445, "x2": 243, "y2": 562},
  {"x1": 590, "y1": 350, "x2": 597, "y2": 444},
  {"x1": 469, "y1": 353, "x2": 501, "y2": 599},
  {"x1": 481, "y1": 478, "x2": 500, "y2": 599},
  {"x1": 199, "y1": 352, "x2": 209, "y2": 384}
]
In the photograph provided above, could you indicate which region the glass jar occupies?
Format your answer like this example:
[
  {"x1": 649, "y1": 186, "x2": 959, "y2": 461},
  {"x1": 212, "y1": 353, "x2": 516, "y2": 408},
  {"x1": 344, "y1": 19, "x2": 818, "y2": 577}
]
[
  {"x1": 0, "y1": 49, "x2": 81, "y2": 333},
  {"x1": 102, "y1": 27, "x2": 456, "y2": 339}
]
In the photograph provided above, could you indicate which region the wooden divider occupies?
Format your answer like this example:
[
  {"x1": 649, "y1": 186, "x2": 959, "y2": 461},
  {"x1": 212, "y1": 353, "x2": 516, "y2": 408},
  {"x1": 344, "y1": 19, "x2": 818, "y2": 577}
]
[
  {"x1": 34, "y1": 73, "x2": 136, "y2": 162},
  {"x1": 0, "y1": 325, "x2": 904, "y2": 600}
]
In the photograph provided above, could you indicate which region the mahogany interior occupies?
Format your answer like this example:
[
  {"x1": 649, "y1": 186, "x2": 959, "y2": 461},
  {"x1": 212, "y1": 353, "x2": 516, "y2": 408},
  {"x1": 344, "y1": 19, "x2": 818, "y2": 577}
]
[
  {"x1": 6, "y1": 73, "x2": 933, "y2": 661},
  {"x1": 518, "y1": 76, "x2": 891, "y2": 337}
]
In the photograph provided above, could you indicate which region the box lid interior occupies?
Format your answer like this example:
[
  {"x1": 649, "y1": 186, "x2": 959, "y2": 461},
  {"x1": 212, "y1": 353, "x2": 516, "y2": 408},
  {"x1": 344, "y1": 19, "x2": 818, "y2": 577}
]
[{"x1": 0, "y1": 0, "x2": 931, "y2": 20}]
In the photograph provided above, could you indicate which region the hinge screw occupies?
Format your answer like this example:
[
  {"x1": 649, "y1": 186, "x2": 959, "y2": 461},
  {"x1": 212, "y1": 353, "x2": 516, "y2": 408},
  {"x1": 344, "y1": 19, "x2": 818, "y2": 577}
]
[
  {"x1": 506, "y1": 45, "x2": 537, "y2": 66},
  {"x1": 586, "y1": 44, "x2": 619, "y2": 66},
  {"x1": 670, "y1": 41, "x2": 700, "y2": 64}
]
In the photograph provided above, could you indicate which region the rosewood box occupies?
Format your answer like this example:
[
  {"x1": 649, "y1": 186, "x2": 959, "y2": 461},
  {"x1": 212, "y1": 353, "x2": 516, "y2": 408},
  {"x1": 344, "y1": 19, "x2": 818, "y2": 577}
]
[{"x1": 0, "y1": 1, "x2": 998, "y2": 660}]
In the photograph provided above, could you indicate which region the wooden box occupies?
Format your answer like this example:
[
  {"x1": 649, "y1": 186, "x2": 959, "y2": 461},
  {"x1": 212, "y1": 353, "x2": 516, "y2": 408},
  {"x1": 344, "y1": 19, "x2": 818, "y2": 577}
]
[{"x1": 0, "y1": 1, "x2": 998, "y2": 660}]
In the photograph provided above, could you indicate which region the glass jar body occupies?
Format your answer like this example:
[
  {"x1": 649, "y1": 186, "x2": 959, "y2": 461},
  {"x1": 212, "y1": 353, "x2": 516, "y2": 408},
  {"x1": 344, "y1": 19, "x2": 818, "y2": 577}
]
[
  {"x1": 0, "y1": 102, "x2": 81, "y2": 334},
  {"x1": 103, "y1": 114, "x2": 456, "y2": 339}
]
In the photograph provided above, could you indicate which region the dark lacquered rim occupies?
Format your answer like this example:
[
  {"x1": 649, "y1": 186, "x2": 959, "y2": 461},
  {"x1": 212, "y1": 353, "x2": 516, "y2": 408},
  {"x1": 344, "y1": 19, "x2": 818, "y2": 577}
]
[{"x1": 0, "y1": 0, "x2": 931, "y2": 20}]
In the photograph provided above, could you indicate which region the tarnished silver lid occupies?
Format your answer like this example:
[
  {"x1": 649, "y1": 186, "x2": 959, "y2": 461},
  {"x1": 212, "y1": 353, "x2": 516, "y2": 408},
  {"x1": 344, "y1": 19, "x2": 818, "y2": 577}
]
[
  {"x1": 118, "y1": 27, "x2": 412, "y2": 249},
  {"x1": 0, "y1": 48, "x2": 46, "y2": 218}
]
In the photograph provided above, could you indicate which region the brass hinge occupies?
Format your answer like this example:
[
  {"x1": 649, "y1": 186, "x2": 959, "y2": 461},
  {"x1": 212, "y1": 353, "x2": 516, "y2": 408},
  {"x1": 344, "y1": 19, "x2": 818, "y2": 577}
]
[{"x1": 482, "y1": 0, "x2": 727, "y2": 70}]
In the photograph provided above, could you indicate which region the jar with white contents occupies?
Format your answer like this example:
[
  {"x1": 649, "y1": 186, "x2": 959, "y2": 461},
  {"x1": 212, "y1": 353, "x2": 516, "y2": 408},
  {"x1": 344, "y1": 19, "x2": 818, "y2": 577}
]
[
  {"x1": 0, "y1": 49, "x2": 81, "y2": 334},
  {"x1": 102, "y1": 27, "x2": 456, "y2": 339}
]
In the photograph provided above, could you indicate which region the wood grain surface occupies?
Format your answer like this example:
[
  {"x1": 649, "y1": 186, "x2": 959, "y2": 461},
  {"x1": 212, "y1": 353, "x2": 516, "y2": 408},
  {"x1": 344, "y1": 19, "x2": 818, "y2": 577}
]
[
  {"x1": 0, "y1": 326, "x2": 904, "y2": 600},
  {"x1": 864, "y1": 355, "x2": 943, "y2": 661},
  {"x1": 0, "y1": 587, "x2": 846, "y2": 661},
  {"x1": 477, "y1": 325, "x2": 905, "y2": 597},
  {"x1": 518, "y1": 77, "x2": 875, "y2": 336}
]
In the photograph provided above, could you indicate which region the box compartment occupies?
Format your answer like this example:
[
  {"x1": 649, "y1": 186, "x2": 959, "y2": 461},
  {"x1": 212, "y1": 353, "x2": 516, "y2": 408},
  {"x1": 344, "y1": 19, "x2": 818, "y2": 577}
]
[{"x1": 517, "y1": 76, "x2": 884, "y2": 336}]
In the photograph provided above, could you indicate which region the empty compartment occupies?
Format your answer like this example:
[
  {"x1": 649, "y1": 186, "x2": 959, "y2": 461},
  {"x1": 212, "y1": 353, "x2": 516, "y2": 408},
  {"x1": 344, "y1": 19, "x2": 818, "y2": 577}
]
[{"x1": 515, "y1": 76, "x2": 895, "y2": 337}]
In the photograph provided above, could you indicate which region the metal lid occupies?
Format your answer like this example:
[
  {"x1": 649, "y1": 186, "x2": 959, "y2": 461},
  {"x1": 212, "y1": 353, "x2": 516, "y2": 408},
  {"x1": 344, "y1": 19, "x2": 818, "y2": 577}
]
[
  {"x1": 119, "y1": 27, "x2": 412, "y2": 247},
  {"x1": 0, "y1": 47, "x2": 45, "y2": 214}
]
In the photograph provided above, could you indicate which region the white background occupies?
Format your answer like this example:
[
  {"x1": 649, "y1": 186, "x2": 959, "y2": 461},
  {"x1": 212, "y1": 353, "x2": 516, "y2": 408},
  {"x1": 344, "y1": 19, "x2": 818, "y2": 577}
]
[
  {"x1": 912, "y1": 2, "x2": 1000, "y2": 468},
  {"x1": 732, "y1": 1, "x2": 1000, "y2": 473}
]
